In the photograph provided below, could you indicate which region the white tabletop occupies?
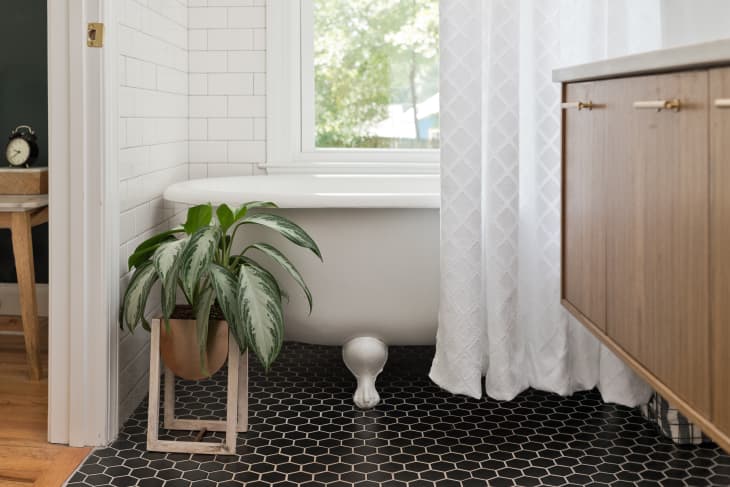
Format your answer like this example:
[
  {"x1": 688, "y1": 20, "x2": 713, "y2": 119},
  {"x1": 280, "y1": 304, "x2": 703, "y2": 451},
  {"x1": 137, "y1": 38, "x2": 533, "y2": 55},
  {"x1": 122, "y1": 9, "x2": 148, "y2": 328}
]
[
  {"x1": 0, "y1": 167, "x2": 48, "y2": 173},
  {"x1": 0, "y1": 194, "x2": 49, "y2": 212},
  {"x1": 553, "y1": 39, "x2": 730, "y2": 83}
]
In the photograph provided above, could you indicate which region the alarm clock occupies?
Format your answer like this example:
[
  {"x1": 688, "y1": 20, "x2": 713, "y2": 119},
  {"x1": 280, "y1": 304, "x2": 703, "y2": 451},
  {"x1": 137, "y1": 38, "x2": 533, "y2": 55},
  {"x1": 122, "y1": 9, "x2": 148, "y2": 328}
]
[{"x1": 5, "y1": 125, "x2": 39, "y2": 168}]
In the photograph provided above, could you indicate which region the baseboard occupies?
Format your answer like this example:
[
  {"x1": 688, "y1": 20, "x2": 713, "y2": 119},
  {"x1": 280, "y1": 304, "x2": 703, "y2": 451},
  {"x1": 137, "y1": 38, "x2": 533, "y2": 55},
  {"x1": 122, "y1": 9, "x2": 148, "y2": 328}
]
[{"x1": 0, "y1": 283, "x2": 49, "y2": 317}]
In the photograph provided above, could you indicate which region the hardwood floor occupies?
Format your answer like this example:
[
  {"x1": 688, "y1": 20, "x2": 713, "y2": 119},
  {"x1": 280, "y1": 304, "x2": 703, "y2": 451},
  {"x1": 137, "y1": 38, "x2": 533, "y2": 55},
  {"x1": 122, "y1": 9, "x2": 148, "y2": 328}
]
[{"x1": 0, "y1": 317, "x2": 90, "y2": 487}]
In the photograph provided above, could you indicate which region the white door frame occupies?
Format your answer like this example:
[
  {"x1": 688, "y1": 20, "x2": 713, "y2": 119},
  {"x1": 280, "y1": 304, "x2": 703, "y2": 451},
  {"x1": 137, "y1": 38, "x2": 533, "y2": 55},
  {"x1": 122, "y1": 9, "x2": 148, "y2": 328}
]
[{"x1": 47, "y1": 0, "x2": 119, "y2": 447}]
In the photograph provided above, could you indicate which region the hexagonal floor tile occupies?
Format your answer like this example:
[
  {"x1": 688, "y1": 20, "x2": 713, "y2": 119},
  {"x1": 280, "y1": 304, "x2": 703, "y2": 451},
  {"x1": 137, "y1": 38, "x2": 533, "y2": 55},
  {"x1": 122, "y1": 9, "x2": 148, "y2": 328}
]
[{"x1": 66, "y1": 343, "x2": 730, "y2": 486}]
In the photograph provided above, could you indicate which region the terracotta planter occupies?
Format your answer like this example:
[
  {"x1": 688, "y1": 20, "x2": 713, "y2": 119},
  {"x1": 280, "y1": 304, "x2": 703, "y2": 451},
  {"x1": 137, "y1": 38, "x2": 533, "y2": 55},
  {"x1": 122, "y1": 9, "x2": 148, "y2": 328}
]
[{"x1": 159, "y1": 318, "x2": 229, "y2": 381}]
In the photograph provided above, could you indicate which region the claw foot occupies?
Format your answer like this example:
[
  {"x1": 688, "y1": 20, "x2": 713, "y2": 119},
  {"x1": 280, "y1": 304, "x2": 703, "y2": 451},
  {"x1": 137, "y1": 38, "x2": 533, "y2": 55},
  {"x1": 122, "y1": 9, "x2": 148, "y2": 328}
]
[{"x1": 342, "y1": 337, "x2": 388, "y2": 409}]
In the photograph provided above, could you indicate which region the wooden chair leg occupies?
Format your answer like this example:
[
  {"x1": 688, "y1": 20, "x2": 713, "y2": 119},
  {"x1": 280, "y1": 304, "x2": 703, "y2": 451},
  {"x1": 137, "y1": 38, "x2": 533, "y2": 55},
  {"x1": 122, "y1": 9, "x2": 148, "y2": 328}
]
[{"x1": 10, "y1": 211, "x2": 41, "y2": 380}]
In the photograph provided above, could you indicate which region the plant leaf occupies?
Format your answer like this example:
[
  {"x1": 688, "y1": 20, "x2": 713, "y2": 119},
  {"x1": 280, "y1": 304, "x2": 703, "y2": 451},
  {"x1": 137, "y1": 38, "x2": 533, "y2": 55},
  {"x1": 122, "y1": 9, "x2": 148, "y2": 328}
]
[
  {"x1": 128, "y1": 228, "x2": 183, "y2": 269},
  {"x1": 182, "y1": 203, "x2": 213, "y2": 235},
  {"x1": 240, "y1": 213, "x2": 322, "y2": 260},
  {"x1": 194, "y1": 283, "x2": 215, "y2": 377},
  {"x1": 152, "y1": 237, "x2": 188, "y2": 322},
  {"x1": 121, "y1": 261, "x2": 158, "y2": 333},
  {"x1": 209, "y1": 264, "x2": 246, "y2": 352},
  {"x1": 179, "y1": 226, "x2": 221, "y2": 301},
  {"x1": 216, "y1": 204, "x2": 235, "y2": 233},
  {"x1": 238, "y1": 259, "x2": 284, "y2": 372},
  {"x1": 244, "y1": 200, "x2": 279, "y2": 210},
  {"x1": 247, "y1": 243, "x2": 313, "y2": 312},
  {"x1": 233, "y1": 201, "x2": 278, "y2": 221}
]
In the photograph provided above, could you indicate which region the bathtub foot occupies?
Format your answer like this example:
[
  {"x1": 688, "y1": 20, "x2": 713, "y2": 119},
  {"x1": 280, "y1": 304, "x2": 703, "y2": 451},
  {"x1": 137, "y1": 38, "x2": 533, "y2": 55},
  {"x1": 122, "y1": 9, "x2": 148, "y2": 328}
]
[{"x1": 342, "y1": 337, "x2": 388, "y2": 409}]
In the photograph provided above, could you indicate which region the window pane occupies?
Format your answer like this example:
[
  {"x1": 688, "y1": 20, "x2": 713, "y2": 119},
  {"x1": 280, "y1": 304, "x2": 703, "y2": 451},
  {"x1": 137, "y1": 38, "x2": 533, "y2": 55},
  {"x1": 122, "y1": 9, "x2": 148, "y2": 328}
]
[{"x1": 313, "y1": 0, "x2": 439, "y2": 149}]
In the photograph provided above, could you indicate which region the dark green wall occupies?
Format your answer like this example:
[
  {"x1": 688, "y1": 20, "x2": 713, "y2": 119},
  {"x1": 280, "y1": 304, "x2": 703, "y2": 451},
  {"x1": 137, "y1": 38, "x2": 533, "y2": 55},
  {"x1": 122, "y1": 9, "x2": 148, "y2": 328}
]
[{"x1": 0, "y1": 0, "x2": 48, "y2": 283}]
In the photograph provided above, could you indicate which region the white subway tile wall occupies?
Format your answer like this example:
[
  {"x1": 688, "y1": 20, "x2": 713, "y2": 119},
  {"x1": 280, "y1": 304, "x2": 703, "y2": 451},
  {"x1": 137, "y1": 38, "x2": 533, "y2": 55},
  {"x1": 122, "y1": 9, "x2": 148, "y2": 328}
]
[
  {"x1": 116, "y1": 0, "x2": 267, "y2": 426},
  {"x1": 118, "y1": 0, "x2": 190, "y2": 426},
  {"x1": 188, "y1": 0, "x2": 267, "y2": 177}
]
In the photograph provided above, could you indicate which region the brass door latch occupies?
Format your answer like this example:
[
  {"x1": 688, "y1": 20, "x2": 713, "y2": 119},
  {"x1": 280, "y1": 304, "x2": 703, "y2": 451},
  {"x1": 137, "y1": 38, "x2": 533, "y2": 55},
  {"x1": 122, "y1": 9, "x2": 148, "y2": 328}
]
[{"x1": 87, "y1": 22, "x2": 104, "y2": 48}]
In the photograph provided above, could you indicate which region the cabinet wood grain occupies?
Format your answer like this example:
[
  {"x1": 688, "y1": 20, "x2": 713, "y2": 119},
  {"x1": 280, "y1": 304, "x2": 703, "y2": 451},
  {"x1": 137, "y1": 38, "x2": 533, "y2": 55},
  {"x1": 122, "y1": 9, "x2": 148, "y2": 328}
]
[
  {"x1": 605, "y1": 71, "x2": 711, "y2": 416},
  {"x1": 711, "y1": 67, "x2": 730, "y2": 432},
  {"x1": 563, "y1": 82, "x2": 608, "y2": 330}
]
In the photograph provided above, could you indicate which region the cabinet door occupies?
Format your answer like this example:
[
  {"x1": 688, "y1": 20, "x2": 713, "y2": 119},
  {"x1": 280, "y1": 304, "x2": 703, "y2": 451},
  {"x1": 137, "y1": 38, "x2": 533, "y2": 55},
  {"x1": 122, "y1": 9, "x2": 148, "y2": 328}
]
[
  {"x1": 562, "y1": 82, "x2": 608, "y2": 330},
  {"x1": 607, "y1": 71, "x2": 710, "y2": 415},
  {"x1": 711, "y1": 67, "x2": 730, "y2": 431}
]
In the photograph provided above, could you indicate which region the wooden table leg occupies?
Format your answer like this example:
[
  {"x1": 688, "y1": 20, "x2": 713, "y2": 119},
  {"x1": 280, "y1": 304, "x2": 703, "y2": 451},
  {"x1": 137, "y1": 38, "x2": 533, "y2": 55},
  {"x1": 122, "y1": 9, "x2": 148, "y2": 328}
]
[{"x1": 10, "y1": 211, "x2": 42, "y2": 380}]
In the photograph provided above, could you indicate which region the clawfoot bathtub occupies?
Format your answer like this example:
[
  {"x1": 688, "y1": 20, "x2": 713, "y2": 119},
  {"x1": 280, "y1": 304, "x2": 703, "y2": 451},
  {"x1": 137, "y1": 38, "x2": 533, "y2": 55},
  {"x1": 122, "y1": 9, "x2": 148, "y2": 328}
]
[{"x1": 164, "y1": 174, "x2": 439, "y2": 408}]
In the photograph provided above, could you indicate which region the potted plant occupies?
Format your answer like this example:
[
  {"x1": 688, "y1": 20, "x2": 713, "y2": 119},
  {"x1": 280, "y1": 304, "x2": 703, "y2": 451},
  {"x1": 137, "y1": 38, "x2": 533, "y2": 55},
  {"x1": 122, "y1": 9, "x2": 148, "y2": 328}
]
[{"x1": 120, "y1": 202, "x2": 322, "y2": 379}]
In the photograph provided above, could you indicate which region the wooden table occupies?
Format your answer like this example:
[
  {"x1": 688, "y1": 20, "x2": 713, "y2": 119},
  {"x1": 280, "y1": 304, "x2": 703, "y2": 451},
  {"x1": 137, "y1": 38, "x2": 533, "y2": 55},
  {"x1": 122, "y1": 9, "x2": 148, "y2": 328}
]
[{"x1": 0, "y1": 195, "x2": 48, "y2": 380}]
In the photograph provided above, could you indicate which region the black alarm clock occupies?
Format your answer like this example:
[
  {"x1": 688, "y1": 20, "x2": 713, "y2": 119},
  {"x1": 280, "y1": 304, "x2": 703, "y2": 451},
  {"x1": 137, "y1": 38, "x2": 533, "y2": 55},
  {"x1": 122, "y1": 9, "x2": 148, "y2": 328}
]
[{"x1": 5, "y1": 125, "x2": 39, "y2": 168}]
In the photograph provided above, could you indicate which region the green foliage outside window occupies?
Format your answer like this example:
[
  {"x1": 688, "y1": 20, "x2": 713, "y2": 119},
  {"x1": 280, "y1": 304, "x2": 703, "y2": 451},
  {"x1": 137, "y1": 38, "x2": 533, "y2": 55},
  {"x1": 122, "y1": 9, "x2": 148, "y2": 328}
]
[{"x1": 314, "y1": 0, "x2": 439, "y2": 149}]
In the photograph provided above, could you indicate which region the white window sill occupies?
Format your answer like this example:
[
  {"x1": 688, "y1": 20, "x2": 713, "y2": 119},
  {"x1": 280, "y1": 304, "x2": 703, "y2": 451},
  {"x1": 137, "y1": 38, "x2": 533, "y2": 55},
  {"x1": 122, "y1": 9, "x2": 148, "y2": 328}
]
[{"x1": 259, "y1": 162, "x2": 441, "y2": 175}]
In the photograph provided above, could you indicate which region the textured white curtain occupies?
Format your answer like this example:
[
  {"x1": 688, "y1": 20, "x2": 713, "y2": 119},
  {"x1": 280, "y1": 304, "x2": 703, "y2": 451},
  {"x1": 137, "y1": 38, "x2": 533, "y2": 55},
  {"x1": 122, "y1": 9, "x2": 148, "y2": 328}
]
[{"x1": 431, "y1": 0, "x2": 654, "y2": 407}]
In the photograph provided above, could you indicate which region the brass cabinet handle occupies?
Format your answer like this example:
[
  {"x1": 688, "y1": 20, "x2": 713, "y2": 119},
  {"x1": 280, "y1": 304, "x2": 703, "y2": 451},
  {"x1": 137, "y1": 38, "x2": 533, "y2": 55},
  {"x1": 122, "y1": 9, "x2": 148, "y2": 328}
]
[
  {"x1": 561, "y1": 101, "x2": 594, "y2": 111},
  {"x1": 633, "y1": 99, "x2": 681, "y2": 112},
  {"x1": 715, "y1": 99, "x2": 730, "y2": 108}
]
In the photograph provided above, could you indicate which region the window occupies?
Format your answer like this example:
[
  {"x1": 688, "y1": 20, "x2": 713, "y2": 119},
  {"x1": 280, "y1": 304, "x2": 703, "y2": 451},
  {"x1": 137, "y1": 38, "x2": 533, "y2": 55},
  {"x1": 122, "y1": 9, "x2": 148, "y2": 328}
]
[
  {"x1": 311, "y1": 0, "x2": 439, "y2": 150},
  {"x1": 268, "y1": 0, "x2": 440, "y2": 171}
]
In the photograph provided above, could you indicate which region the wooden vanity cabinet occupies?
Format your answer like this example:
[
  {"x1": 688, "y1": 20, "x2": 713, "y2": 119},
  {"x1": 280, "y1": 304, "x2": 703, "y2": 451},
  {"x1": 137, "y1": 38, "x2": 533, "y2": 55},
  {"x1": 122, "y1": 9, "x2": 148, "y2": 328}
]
[
  {"x1": 711, "y1": 67, "x2": 730, "y2": 434},
  {"x1": 562, "y1": 81, "x2": 609, "y2": 331},
  {"x1": 607, "y1": 71, "x2": 711, "y2": 417},
  {"x1": 562, "y1": 68, "x2": 724, "y2": 446}
]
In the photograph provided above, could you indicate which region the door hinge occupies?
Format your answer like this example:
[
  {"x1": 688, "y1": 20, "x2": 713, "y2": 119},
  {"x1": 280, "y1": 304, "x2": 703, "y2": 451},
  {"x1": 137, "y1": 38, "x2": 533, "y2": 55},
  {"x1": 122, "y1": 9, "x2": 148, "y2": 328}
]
[{"x1": 87, "y1": 22, "x2": 104, "y2": 48}]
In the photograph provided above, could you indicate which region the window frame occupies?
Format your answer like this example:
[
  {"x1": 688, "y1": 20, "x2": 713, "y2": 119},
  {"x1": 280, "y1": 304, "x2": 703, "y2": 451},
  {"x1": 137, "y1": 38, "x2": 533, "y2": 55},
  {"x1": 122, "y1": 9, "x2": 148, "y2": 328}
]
[{"x1": 266, "y1": 0, "x2": 440, "y2": 174}]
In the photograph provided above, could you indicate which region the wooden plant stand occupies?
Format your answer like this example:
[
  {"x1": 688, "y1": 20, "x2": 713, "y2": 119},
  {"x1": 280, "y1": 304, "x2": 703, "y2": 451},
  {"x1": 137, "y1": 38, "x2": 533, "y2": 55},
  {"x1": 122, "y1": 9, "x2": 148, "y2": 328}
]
[{"x1": 147, "y1": 319, "x2": 248, "y2": 455}]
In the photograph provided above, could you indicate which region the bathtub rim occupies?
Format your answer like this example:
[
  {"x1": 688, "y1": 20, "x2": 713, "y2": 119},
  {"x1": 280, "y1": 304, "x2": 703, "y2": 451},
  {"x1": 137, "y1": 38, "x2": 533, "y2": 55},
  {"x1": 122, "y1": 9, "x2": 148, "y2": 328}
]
[{"x1": 163, "y1": 175, "x2": 441, "y2": 209}]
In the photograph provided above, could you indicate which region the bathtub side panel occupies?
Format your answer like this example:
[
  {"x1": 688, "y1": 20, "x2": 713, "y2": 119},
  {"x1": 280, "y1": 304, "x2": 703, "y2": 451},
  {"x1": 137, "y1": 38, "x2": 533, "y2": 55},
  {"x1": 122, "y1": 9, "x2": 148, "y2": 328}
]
[{"x1": 234, "y1": 208, "x2": 440, "y2": 346}]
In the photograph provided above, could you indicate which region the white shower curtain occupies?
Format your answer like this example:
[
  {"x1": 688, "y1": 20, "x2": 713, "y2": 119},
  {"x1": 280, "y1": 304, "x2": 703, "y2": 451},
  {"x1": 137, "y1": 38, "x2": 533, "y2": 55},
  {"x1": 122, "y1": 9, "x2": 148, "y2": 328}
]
[{"x1": 431, "y1": 0, "x2": 653, "y2": 407}]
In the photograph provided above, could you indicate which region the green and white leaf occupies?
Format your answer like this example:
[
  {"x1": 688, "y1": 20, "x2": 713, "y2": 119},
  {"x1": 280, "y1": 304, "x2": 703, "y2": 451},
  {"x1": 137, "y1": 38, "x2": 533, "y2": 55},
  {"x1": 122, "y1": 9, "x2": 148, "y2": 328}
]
[
  {"x1": 234, "y1": 201, "x2": 278, "y2": 221},
  {"x1": 247, "y1": 243, "x2": 313, "y2": 312},
  {"x1": 127, "y1": 228, "x2": 183, "y2": 270},
  {"x1": 194, "y1": 283, "x2": 215, "y2": 376},
  {"x1": 238, "y1": 260, "x2": 284, "y2": 371},
  {"x1": 118, "y1": 197, "x2": 324, "y2": 376},
  {"x1": 152, "y1": 237, "x2": 188, "y2": 321},
  {"x1": 179, "y1": 226, "x2": 220, "y2": 301},
  {"x1": 121, "y1": 261, "x2": 158, "y2": 333},
  {"x1": 240, "y1": 213, "x2": 322, "y2": 260},
  {"x1": 209, "y1": 264, "x2": 246, "y2": 352},
  {"x1": 242, "y1": 200, "x2": 278, "y2": 210}
]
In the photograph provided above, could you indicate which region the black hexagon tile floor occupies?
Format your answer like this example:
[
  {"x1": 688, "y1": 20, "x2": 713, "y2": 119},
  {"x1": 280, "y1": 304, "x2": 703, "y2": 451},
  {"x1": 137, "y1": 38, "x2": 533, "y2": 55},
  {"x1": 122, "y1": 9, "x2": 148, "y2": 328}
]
[{"x1": 67, "y1": 343, "x2": 730, "y2": 486}]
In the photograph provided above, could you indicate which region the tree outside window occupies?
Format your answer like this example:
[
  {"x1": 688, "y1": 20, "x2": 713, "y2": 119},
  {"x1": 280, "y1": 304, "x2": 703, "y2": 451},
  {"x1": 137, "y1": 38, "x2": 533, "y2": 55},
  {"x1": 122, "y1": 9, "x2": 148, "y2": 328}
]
[{"x1": 314, "y1": 0, "x2": 439, "y2": 150}]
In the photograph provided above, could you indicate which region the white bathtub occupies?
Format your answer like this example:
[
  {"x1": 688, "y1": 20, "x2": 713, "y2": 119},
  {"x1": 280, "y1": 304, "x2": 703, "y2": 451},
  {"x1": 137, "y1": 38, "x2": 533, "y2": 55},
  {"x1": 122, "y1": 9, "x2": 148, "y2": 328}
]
[{"x1": 164, "y1": 175, "x2": 440, "y2": 408}]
